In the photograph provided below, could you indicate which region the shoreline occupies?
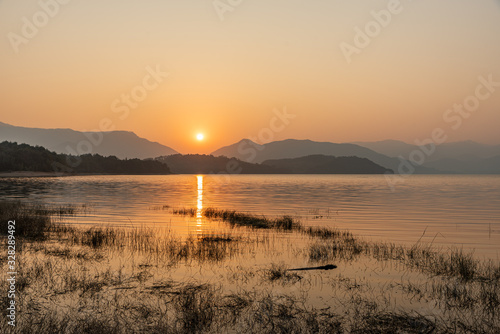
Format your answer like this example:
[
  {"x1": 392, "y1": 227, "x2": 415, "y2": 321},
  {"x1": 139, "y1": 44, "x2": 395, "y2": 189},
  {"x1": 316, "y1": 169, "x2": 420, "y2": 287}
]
[
  {"x1": 0, "y1": 171, "x2": 172, "y2": 178},
  {"x1": 0, "y1": 171, "x2": 70, "y2": 178},
  {"x1": 1, "y1": 202, "x2": 499, "y2": 332},
  {"x1": 1, "y1": 171, "x2": 498, "y2": 178}
]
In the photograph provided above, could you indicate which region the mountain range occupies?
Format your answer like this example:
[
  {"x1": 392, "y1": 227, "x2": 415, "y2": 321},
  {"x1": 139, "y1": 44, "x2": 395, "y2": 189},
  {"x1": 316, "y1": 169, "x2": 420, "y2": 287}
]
[
  {"x1": 0, "y1": 122, "x2": 178, "y2": 159},
  {"x1": 211, "y1": 139, "x2": 438, "y2": 174},
  {"x1": 352, "y1": 140, "x2": 500, "y2": 174},
  {"x1": 1, "y1": 122, "x2": 499, "y2": 174},
  {"x1": 156, "y1": 154, "x2": 392, "y2": 174},
  {"x1": 156, "y1": 154, "x2": 281, "y2": 174}
]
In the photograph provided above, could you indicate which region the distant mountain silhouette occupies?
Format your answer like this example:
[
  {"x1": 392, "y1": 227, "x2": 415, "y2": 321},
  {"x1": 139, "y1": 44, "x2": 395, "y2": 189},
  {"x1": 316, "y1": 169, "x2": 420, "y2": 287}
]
[
  {"x1": 353, "y1": 140, "x2": 500, "y2": 174},
  {"x1": 212, "y1": 139, "x2": 437, "y2": 174},
  {"x1": 353, "y1": 139, "x2": 500, "y2": 161},
  {"x1": 423, "y1": 155, "x2": 500, "y2": 174},
  {"x1": 262, "y1": 155, "x2": 393, "y2": 174},
  {"x1": 156, "y1": 154, "x2": 283, "y2": 174},
  {"x1": 0, "y1": 141, "x2": 171, "y2": 175},
  {"x1": 3, "y1": 121, "x2": 496, "y2": 174},
  {"x1": 0, "y1": 122, "x2": 178, "y2": 159},
  {"x1": 351, "y1": 140, "x2": 420, "y2": 159}
]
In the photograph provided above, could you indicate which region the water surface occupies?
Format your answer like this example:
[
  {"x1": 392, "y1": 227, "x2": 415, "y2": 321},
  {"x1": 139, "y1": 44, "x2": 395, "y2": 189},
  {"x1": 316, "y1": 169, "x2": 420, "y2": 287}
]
[{"x1": 1, "y1": 174, "x2": 499, "y2": 258}]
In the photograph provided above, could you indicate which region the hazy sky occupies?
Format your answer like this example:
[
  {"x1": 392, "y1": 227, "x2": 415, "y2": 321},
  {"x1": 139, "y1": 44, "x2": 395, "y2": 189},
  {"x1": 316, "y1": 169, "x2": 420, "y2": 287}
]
[{"x1": 1, "y1": 0, "x2": 500, "y2": 153}]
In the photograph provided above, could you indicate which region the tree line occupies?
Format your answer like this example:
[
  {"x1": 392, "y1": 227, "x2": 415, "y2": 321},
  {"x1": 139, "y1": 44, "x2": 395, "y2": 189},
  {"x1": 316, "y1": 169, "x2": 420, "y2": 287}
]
[{"x1": 0, "y1": 141, "x2": 171, "y2": 174}]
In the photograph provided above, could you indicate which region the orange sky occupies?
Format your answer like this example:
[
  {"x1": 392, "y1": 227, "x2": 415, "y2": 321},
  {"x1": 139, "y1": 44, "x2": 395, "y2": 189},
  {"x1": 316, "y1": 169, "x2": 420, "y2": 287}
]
[{"x1": 1, "y1": 0, "x2": 500, "y2": 153}]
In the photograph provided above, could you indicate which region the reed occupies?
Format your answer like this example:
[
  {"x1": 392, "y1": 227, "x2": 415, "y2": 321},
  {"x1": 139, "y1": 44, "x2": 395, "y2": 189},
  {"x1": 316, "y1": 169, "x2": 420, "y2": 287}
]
[
  {"x1": 0, "y1": 201, "x2": 51, "y2": 240},
  {"x1": 187, "y1": 208, "x2": 301, "y2": 230},
  {"x1": 1, "y1": 202, "x2": 499, "y2": 333},
  {"x1": 174, "y1": 206, "x2": 500, "y2": 281},
  {"x1": 264, "y1": 263, "x2": 302, "y2": 283}
]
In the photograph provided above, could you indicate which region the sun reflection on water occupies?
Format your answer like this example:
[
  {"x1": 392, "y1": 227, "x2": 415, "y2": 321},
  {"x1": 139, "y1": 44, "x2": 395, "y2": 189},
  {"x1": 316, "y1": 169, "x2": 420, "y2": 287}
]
[{"x1": 196, "y1": 175, "x2": 203, "y2": 231}]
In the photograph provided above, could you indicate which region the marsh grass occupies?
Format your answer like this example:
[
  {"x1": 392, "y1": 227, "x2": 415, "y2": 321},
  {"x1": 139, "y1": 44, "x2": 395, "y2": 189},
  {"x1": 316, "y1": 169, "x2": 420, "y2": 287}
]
[
  {"x1": 399, "y1": 278, "x2": 500, "y2": 332},
  {"x1": 0, "y1": 201, "x2": 89, "y2": 240},
  {"x1": 302, "y1": 226, "x2": 354, "y2": 241},
  {"x1": 173, "y1": 284, "x2": 218, "y2": 332},
  {"x1": 2, "y1": 276, "x2": 388, "y2": 334},
  {"x1": 264, "y1": 264, "x2": 302, "y2": 284},
  {"x1": 172, "y1": 207, "x2": 197, "y2": 216},
  {"x1": 174, "y1": 206, "x2": 500, "y2": 282},
  {"x1": 0, "y1": 201, "x2": 251, "y2": 267},
  {"x1": 192, "y1": 208, "x2": 300, "y2": 230},
  {"x1": 309, "y1": 237, "x2": 500, "y2": 282},
  {"x1": 150, "y1": 204, "x2": 170, "y2": 211},
  {"x1": 0, "y1": 201, "x2": 51, "y2": 239},
  {"x1": 403, "y1": 277, "x2": 500, "y2": 315},
  {"x1": 352, "y1": 312, "x2": 436, "y2": 334},
  {"x1": 61, "y1": 226, "x2": 243, "y2": 264},
  {"x1": 1, "y1": 202, "x2": 500, "y2": 333}
]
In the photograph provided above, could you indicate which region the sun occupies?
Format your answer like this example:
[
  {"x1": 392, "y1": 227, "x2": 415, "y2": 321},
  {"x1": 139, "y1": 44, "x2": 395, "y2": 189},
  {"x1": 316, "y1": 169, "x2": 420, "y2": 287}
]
[{"x1": 196, "y1": 133, "x2": 204, "y2": 141}]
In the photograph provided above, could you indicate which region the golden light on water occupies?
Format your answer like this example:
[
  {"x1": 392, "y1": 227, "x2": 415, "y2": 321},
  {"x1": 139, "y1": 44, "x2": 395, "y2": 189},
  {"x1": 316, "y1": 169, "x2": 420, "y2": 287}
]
[{"x1": 196, "y1": 175, "x2": 204, "y2": 230}]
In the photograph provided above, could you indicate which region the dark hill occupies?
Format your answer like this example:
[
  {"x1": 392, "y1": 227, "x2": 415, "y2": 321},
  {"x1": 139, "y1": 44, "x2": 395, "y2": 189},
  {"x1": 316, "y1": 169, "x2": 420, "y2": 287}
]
[
  {"x1": 211, "y1": 139, "x2": 437, "y2": 174},
  {"x1": 0, "y1": 141, "x2": 171, "y2": 175},
  {"x1": 156, "y1": 154, "x2": 283, "y2": 174},
  {"x1": 262, "y1": 155, "x2": 393, "y2": 174}
]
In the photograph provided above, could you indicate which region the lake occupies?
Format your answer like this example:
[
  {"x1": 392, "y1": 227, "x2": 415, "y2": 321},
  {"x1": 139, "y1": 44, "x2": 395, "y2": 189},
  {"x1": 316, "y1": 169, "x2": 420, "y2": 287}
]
[{"x1": 1, "y1": 174, "x2": 499, "y2": 259}]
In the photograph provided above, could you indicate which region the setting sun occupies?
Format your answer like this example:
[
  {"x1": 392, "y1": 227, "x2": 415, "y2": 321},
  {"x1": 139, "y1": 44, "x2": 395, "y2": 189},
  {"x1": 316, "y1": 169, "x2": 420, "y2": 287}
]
[{"x1": 196, "y1": 133, "x2": 204, "y2": 141}]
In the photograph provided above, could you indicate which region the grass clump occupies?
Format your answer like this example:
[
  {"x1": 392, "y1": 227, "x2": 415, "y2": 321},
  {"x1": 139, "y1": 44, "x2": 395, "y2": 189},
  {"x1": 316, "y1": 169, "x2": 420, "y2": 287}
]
[
  {"x1": 64, "y1": 225, "x2": 242, "y2": 264},
  {"x1": 0, "y1": 201, "x2": 85, "y2": 240},
  {"x1": 303, "y1": 226, "x2": 354, "y2": 241},
  {"x1": 83, "y1": 228, "x2": 119, "y2": 248},
  {"x1": 264, "y1": 264, "x2": 302, "y2": 284},
  {"x1": 0, "y1": 201, "x2": 50, "y2": 240},
  {"x1": 173, "y1": 284, "x2": 217, "y2": 332},
  {"x1": 1, "y1": 203, "x2": 499, "y2": 333},
  {"x1": 176, "y1": 206, "x2": 500, "y2": 282},
  {"x1": 353, "y1": 312, "x2": 436, "y2": 334},
  {"x1": 178, "y1": 207, "x2": 301, "y2": 231},
  {"x1": 172, "y1": 207, "x2": 197, "y2": 216},
  {"x1": 310, "y1": 237, "x2": 499, "y2": 282}
]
